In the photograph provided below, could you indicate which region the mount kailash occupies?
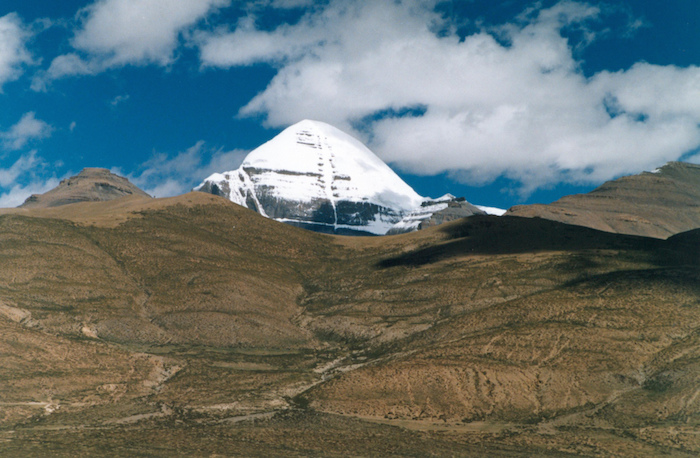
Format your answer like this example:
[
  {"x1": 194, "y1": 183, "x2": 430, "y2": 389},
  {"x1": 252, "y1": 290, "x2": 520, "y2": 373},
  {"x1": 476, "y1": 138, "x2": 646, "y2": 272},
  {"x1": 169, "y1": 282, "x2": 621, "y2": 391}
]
[{"x1": 195, "y1": 120, "x2": 501, "y2": 235}]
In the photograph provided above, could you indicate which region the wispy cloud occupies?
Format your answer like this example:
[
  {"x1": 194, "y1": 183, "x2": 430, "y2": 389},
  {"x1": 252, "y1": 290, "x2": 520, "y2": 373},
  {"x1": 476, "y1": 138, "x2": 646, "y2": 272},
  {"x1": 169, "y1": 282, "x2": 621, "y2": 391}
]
[
  {"x1": 0, "y1": 111, "x2": 59, "y2": 208},
  {"x1": 124, "y1": 141, "x2": 248, "y2": 197},
  {"x1": 31, "y1": 53, "x2": 95, "y2": 91},
  {"x1": 0, "y1": 13, "x2": 34, "y2": 90},
  {"x1": 110, "y1": 94, "x2": 130, "y2": 108},
  {"x1": 197, "y1": 0, "x2": 700, "y2": 195},
  {"x1": 1, "y1": 112, "x2": 53, "y2": 151},
  {"x1": 0, "y1": 150, "x2": 41, "y2": 187}
]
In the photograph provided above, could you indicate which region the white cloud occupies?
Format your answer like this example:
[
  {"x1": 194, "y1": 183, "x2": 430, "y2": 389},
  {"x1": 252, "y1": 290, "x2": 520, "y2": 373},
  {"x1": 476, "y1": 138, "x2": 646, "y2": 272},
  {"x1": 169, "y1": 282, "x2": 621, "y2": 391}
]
[
  {"x1": 126, "y1": 141, "x2": 248, "y2": 197},
  {"x1": 1, "y1": 112, "x2": 53, "y2": 151},
  {"x1": 198, "y1": 0, "x2": 700, "y2": 194},
  {"x1": 0, "y1": 113, "x2": 60, "y2": 208},
  {"x1": 74, "y1": 0, "x2": 230, "y2": 66},
  {"x1": 36, "y1": 0, "x2": 230, "y2": 87},
  {"x1": 268, "y1": 0, "x2": 317, "y2": 8},
  {"x1": 0, "y1": 13, "x2": 34, "y2": 90},
  {"x1": 197, "y1": 18, "x2": 321, "y2": 68},
  {"x1": 31, "y1": 53, "x2": 96, "y2": 91}
]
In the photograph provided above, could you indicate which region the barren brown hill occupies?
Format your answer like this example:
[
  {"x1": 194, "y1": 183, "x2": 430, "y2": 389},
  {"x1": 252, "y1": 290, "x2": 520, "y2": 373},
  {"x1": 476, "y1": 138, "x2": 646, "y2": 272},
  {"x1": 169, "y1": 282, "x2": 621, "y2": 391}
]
[
  {"x1": 19, "y1": 167, "x2": 151, "y2": 208},
  {"x1": 1, "y1": 192, "x2": 699, "y2": 456},
  {"x1": 506, "y1": 161, "x2": 700, "y2": 239}
]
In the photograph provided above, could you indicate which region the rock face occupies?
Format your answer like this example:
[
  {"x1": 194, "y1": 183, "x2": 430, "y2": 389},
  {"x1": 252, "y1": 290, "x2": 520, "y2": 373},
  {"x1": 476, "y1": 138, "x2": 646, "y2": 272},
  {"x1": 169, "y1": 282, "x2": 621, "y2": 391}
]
[
  {"x1": 19, "y1": 168, "x2": 151, "y2": 209},
  {"x1": 196, "y1": 120, "x2": 427, "y2": 235},
  {"x1": 506, "y1": 161, "x2": 700, "y2": 239},
  {"x1": 387, "y1": 194, "x2": 486, "y2": 235}
]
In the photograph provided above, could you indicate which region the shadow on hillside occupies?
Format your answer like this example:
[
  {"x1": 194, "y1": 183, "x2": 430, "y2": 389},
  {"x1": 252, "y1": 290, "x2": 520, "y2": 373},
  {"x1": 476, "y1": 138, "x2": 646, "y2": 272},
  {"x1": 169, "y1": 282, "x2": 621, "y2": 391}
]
[
  {"x1": 559, "y1": 264, "x2": 700, "y2": 293},
  {"x1": 377, "y1": 215, "x2": 699, "y2": 268}
]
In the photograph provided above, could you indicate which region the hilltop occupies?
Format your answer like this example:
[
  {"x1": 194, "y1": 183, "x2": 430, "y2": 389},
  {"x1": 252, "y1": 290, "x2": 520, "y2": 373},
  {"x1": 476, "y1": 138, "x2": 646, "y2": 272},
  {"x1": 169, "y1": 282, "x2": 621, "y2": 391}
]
[{"x1": 19, "y1": 168, "x2": 151, "y2": 209}]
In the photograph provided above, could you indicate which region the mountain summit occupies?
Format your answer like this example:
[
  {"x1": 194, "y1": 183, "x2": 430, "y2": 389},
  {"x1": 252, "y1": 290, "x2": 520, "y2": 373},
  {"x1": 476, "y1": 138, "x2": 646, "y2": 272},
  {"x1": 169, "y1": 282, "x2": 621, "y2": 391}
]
[
  {"x1": 19, "y1": 168, "x2": 150, "y2": 209},
  {"x1": 196, "y1": 120, "x2": 431, "y2": 235}
]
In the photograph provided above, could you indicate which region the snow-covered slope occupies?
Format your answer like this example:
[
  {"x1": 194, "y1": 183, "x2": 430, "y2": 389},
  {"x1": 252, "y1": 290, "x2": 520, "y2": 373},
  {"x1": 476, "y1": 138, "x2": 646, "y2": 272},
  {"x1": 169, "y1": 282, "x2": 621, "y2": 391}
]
[
  {"x1": 476, "y1": 205, "x2": 506, "y2": 216},
  {"x1": 387, "y1": 194, "x2": 489, "y2": 234},
  {"x1": 195, "y1": 120, "x2": 425, "y2": 235}
]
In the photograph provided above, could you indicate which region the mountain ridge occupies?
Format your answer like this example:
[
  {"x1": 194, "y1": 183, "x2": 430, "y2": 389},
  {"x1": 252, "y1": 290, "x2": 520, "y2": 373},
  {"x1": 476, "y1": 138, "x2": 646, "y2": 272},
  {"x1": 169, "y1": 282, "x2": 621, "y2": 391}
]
[{"x1": 506, "y1": 161, "x2": 700, "y2": 238}]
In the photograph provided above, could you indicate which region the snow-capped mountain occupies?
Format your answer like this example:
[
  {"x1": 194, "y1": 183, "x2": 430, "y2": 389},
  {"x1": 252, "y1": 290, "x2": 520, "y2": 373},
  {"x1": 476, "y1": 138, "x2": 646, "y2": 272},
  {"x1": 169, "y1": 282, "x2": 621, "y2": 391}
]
[
  {"x1": 196, "y1": 120, "x2": 425, "y2": 235},
  {"x1": 196, "y1": 119, "x2": 495, "y2": 235}
]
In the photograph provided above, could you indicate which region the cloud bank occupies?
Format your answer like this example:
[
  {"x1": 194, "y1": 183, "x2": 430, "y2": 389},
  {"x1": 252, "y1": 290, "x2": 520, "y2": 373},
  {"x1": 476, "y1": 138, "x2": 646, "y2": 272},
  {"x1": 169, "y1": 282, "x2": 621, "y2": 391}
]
[
  {"x1": 20, "y1": 0, "x2": 700, "y2": 196},
  {"x1": 198, "y1": 0, "x2": 700, "y2": 194}
]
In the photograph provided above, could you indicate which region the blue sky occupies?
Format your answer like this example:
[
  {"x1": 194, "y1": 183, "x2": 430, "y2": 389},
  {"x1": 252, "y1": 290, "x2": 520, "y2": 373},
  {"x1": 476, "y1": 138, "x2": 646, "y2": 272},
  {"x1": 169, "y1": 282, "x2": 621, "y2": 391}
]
[{"x1": 0, "y1": 0, "x2": 698, "y2": 209}]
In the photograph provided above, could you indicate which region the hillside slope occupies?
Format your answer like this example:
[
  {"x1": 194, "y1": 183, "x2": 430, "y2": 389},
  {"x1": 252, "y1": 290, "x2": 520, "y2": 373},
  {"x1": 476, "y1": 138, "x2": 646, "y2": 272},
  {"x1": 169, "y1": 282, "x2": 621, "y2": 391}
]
[{"x1": 0, "y1": 193, "x2": 699, "y2": 456}]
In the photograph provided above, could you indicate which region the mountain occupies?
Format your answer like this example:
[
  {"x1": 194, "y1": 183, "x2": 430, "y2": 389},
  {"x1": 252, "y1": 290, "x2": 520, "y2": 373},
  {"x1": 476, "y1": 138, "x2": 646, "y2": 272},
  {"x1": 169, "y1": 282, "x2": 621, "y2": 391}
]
[
  {"x1": 506, "y1": 161, "x2": 700, "y2": 238},
  {"x1": 2, "y1": 192, "x2": 699, "y2": 456},
  {"x1": 196, "y1": 119, "x2": 423, "y2": 235},
  {"x1": 196, "y1": 120, "x2": 487, "y2": 235},
  {"x1": 19, "y1": 167, "x2": 151, "y2": 209}
]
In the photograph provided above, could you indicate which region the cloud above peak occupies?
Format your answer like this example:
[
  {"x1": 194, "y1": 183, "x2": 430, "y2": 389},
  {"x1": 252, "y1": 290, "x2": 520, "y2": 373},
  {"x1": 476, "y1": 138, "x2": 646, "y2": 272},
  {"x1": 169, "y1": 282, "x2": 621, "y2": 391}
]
[
  {"x1": 199, "y1": 0, "x2": 700, "y2": 194},
  {"x1": 16, "y1": 0, "x2": 700, "y2": 199}
]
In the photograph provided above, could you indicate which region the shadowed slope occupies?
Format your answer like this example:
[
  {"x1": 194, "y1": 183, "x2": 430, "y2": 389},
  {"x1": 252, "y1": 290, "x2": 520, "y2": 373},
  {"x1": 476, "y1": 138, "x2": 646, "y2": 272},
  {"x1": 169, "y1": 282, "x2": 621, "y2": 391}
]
[{"x1": 378, "y1": 215, "x2": 663, "y2": 268}]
